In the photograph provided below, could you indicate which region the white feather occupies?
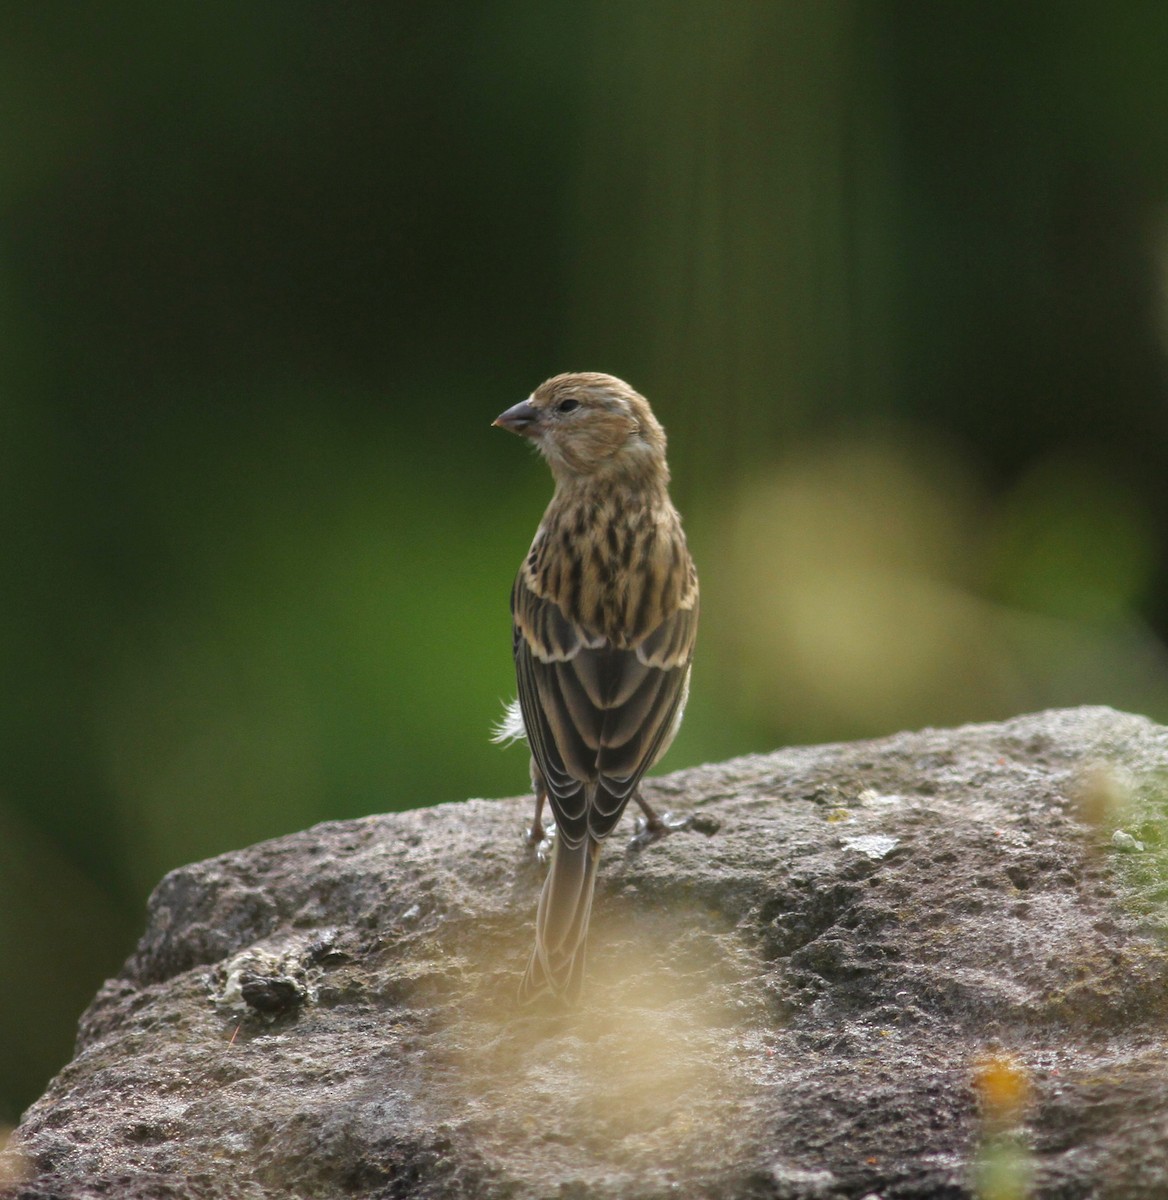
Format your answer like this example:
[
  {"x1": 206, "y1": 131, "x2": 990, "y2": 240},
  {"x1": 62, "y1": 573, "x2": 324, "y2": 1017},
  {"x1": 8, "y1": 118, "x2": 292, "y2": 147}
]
[{"x1": 490, "y1": 697, "x2": 527, "y2": 746}]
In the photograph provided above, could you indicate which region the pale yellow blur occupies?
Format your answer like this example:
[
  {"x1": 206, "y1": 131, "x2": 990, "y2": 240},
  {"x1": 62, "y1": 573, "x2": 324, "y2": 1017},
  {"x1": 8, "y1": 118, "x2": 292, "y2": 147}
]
[
  {"x1": 1072, "y1": 761, "x2": 1136, "y2": 831},
  {"x1": 441, "y1": 906, "x2": 769, "y2": 1190},
  {"x1": 0, "y1": 1127, "x2": 31, "y2": 1187},
  {"x1": 704, "y1": 431, "x2": 1168, "y2": 741}
]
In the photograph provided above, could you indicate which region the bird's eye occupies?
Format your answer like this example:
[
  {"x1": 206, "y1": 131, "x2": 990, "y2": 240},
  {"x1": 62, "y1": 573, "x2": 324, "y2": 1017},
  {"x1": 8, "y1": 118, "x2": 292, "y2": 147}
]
[{"x1": 557, "y1": 398, "x2": 579, "y2": 413}]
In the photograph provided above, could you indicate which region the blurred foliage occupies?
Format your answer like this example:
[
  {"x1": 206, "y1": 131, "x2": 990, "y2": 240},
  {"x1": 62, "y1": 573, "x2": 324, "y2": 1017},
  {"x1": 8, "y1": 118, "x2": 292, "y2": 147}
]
[
  {"x1": 4, "y1": 1, "x2": 1168, "y2": 1123},
  {"x1": 974, "y1": 1051, "x2": 1034, "y2": 1200}
]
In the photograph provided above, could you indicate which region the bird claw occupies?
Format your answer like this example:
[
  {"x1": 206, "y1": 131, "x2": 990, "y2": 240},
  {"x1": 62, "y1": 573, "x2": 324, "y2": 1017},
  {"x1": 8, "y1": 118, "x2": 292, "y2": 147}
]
[
  {"x1": 526, "y1": 822, "x2": 555, "y2": 864},
  {"x1": 627, "y1": 811, "x2": 692, "y2": 851}
]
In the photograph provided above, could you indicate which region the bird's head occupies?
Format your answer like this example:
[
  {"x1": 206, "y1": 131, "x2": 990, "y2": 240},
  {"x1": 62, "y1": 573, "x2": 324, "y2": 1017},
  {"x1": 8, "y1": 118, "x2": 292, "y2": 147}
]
[{"x1": 493, "y1": 372, "x2": 668, "y2": 486}]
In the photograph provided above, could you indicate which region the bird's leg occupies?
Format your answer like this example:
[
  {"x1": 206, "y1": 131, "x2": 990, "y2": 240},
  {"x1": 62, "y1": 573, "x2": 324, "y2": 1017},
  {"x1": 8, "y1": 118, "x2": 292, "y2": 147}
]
[
  {"x1": 526, "y1": 781, "x2": 548, "y2": 845},
  {"x1": 634, "y1": 790, "x2": 666, "y2": 835},
  {"x1": 526, "y1": 766, "x2": 554, "y2": 861}
]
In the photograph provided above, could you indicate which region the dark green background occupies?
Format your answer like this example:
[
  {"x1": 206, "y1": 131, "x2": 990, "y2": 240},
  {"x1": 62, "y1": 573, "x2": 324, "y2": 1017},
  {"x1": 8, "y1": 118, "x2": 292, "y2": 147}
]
[{"x1": 5, "y1": 2, "x2": 1168, "y2": 1124}]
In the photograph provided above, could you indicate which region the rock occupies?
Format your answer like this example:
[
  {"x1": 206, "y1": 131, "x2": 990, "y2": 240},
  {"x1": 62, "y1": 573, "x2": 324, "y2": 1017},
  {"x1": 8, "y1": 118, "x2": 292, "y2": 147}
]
[{"x1": 4, "y1": 706, "x2": 1168, "y2": 1199}]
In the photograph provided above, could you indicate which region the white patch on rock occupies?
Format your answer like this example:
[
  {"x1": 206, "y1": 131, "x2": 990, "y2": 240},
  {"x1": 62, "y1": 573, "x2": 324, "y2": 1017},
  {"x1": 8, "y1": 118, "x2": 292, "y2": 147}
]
[{"x1": 842, "y1": 833, "x2": 900, "y2": 860}]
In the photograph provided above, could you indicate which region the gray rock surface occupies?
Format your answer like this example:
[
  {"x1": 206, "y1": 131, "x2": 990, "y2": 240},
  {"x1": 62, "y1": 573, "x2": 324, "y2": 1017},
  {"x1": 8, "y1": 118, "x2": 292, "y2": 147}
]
[{"x1": 4, "y1": 707, "x2": 1168, "y2": 1199}]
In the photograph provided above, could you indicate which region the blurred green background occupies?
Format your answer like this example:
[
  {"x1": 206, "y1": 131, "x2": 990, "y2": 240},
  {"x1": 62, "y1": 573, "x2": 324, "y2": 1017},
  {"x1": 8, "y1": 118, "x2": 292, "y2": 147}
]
[{"x1": 4, "y1": 1, "x2": 1168, "y2": 1125}]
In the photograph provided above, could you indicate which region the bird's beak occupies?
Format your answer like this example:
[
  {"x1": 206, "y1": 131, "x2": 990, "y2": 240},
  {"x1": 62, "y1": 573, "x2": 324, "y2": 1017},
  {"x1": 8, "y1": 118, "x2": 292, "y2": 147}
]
[{"x1": 492, "y1": 399, "x2": 541, "y2": 437}]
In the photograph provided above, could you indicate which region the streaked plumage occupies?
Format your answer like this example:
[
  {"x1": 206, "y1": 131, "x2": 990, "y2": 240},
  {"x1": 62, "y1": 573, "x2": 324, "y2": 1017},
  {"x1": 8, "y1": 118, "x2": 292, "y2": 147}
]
[{"x1": 493, "y1": 372, "x2": 698, "y2": 1004}]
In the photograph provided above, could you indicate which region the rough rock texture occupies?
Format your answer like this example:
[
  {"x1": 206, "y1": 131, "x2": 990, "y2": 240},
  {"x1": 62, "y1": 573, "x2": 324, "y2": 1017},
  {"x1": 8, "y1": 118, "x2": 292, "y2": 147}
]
[{"x1": 5, "y1": 707, "x2": 1168, "y2": 1199}]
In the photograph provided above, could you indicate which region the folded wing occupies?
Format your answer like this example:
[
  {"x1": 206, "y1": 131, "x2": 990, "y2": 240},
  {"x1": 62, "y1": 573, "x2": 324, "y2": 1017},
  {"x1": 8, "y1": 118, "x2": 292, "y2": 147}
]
[{"x1": 512, "y1": 570, "x2": 697, "y2": 846}]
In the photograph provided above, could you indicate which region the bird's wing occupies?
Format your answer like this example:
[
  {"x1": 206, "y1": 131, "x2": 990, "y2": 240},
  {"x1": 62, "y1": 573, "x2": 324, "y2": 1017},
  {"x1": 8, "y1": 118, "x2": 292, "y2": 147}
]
[{"x1": 512, "y1": 571, "x2": 697, "y2": 846}]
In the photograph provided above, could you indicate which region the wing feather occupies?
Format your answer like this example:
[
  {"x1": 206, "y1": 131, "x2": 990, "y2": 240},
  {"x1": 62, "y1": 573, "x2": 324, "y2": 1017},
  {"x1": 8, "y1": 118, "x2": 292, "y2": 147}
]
[{"x1": 512, "y1": 565, "x2": 696, "y2": 847}]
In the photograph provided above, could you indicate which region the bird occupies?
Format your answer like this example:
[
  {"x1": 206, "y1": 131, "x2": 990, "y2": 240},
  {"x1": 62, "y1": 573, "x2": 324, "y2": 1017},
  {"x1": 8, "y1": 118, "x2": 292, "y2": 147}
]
[{"x1": 492, "y1": 372, "x2": 698, "y2": 1004}]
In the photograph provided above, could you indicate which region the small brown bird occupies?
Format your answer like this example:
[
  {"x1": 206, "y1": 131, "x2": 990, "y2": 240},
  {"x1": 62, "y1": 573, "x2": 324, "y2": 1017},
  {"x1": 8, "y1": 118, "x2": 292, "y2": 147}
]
[{"x1": 493, "y1": 372, "x2": 698, "y2": 1004}]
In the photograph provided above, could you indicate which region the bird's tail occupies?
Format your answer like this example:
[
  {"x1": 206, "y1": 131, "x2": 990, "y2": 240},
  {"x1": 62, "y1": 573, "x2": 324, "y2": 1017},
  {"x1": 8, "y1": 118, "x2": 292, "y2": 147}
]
[{"x1": 518, "y1": 832, "x2": 603, "y2": 1005}]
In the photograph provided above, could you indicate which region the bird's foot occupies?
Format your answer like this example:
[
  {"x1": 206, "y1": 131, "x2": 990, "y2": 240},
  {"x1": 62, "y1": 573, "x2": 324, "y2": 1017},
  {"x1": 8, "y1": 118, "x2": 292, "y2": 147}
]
[
  {"x1": 627, "y1": 811, "x2": 692, "y2": 851},
  {"x1": 526, "y1": 821, "x2": 555, "y2": 864},
  {"x1": 626, "y1": 810, "x2": 720, "y2": 851}
]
